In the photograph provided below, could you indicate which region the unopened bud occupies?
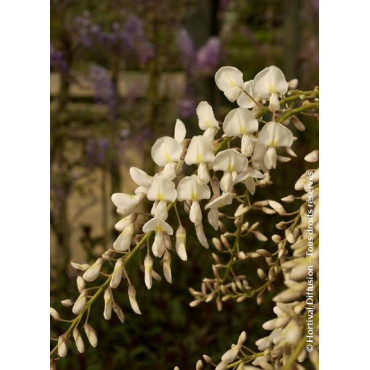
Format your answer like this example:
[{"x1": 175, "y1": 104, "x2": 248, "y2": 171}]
[
  {"x1": 73, "y1": 327, "x2": 85, "y2": 353},
  {"x1": 72, "y1": 290, "x2": 87, "y2": 314},
  {"x1": 128, "y1": 284, "x2": 142, "y2": 315},
  {"x1": 84, "y1": 323, "x2": 98, "y2": 347},
  {"x1": 57, "y1": 336, "x2": 67, "y2": 357},
  {"x1": 82, "y1": 258, "x2": 103, "y2": 282}
]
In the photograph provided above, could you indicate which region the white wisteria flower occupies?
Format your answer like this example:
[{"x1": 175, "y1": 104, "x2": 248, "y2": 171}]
[
  {"x1": 257, "y1": 121, "x2": 293, "y2": 169},
  {"x1": 215, "y1": 66, "x2": 258, "y2": 109},
  {"x1": 142, "y1": 217, "x2": 173, "y2": 257},
  {"x1": 184, "y1": 135, "x2": 215, "y2": 184},
  {"x1": 151, "y1": 135, "x2": 183, "y2": 179},
  {"x1": 196, "y1": 101, "x2": 219, "y2": 138},
  {"x1": 147, "y1": 174, "x2": 177, "y2": 203},
  {"x1": 129, "y1": 167, "x2": 153, "y2": 195},
  {"x1": 234, "y1": 167, "x2": 265, "y2": 195},
  {"x1": 253, "y1": 66, "x2": 288, "y2": 111},
  {"x1": 177, "y1": 174, "x2": 211, "y2": 248},
  {"x1": 223, "y1": 107, "x2": 258, "y2": 156},
  {"x1": 111, "y1": 192, "x2": 146, "y2": 215},
  {"x1": 212, "y1": 149, "x2": 248, "y2": 192},
  {"x1": 205, "y1": 192, "x2": 234, "y2": 229}
]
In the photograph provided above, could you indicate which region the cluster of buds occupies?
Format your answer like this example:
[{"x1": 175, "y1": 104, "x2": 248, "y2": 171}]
[
  {"x1": 50, "y1": 64, "x2": 319, "y2": 367},
  {"x1": 187, "y1": 153, "x2": 319, "y2": 370}
]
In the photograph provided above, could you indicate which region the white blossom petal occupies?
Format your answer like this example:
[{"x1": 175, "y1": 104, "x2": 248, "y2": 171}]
[
  {"x1": 147, "y1": 174, "x2": 177, "y2": 202},
  {"x1": 258, "y1": 121, "x2": 293, "y2": 148},
  {"x1": 196, "y1": 101, "x2": 219, "y2": 130},
  {"x1": 174, "y1": 118, "x2": 186, "y2": 143},
  {"x1": 177, "y1": 175, "x2": 211, "y2": 201},
  {"x1": 215, "y1": 66, "x2": 244, "y2": 102},
  {"x1": 223, "y1": 107, "x2": 258, "y2": 137},
  {"x1": 253, "y1": 66, "x2": 288, "y2": 98},
  {"x1": 151, "y1": 136, "x2": 183, "y2": 166},
  {"x1": 185, "y1": 135, "x2": 215, "y2": 165}
]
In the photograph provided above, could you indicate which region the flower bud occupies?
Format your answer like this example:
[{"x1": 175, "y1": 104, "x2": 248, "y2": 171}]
[
  {"x1": 77, "y1": 276, "x2": 85, "y2": 293},
  {"x1": 288, "y1": 78, "x2": 298, "y2": 89},
  {"x1": 128, "y1": 284, "x2": 142, "y2": 315},
  {"x1": 73, "y1": 327, "x2": 85, "y2": 353},
  {"x1": 175, "y1": 225, "x2": 187, "y2": 261},
  {"x1": 113, "y1": 302, "x2": 125, "y2": 323},
  {"x1": 57, "y1": 336, "x2": 67, "y2": 357},
  {"x1": 196, "y1": 359, "x2": 203, "y2": 370},
  {"x1": 84, "y1": 323, "x2": 98, "y2": 347},
  {"x1": 162, "y1": 250, "x2": 172, "y2": 283},
  {"x1": 268, "y1": 200, "x2": 286, "y2": 215},
  {"x1": 237, "y1": 331, "x2": 247, "y2": 345},
  {"x1": 58, "y1": 335, "x2": 68, "y2": 357},
  {"x1": 114, "y1": 214, "x2": 136, "y2": 232},
  {"x1": 304, "y1": 150, "x2": 319, "y2": 163},
  {"x1": 50, "y1": 307, "x2": 60, "y2": 321},
  {"x1": 113, "y1": 224, "x2": 135, "y2": 251},
  {"x1": 72, "y1": 289, "x2": 87, "y2": 314},
  {"x1": 144, "y1": 254, "x2": 153, "y2": 289},
  {"x1": 61, "y1": 299, "x2": 73, "y2": 307},
  {"x1": 110, "y1": 259, "x2": 123, "y2": 289},
  {"x1": 281, "y1": 195, "x2": 295, "y2": 203},
  {"x1": 70, "y1": 262, "x2": 90, "y2": 271},
  {"x1": 103, "y1": 287, "x2": 113, "y2": 320},
  {"x1": 82, "y1": 258, "x2": 103, "y2": 282}
]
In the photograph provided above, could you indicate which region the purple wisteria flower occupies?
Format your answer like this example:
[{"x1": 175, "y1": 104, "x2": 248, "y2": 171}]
[
  {"x1": 88, "y1": 64, "x2": 118, "y2": 120},
  {"x1": 195, "y1": 37, "x2": 221, "y2": 73},
  {"x1": 50, "y1": 44, "x2": 68, "y2": 73}
]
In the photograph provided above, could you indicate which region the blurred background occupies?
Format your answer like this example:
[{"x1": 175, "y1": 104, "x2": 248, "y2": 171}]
[{"x1": 50, "y1": 0, "x2": 318, "y2": 368}]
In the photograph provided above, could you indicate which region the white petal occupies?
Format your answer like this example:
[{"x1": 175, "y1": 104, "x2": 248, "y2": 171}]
[
  {"x1": 220, "y1": 172, "x2": 234, "y2": 193},
  {"x1": 215, "y1": 66, "x2": 244, "y2": 102},
  {"x1": 184, "y1": 135, "x2": 215, "y2": 165},
  {"x1": 223, "y1": 107, "x2": 258, "y2": 137},
  {"x1": 241, "y1": 135, "x2": 255, "y2": 156},
  {"x1": 174, "y1": 118, "x2": 186, "y2": 143},
  {"x1": 147, "y1": 174, "x2": 177, "y2": 202},
  {"x1": 142, "y1": 217, "x2": 173, "y2": 235},
  {"x1": 264, "y1": 147, "x2": 277, "y2": 169},
  {"x1": 213, "y1": 149, "x2": 248, "y2": 173},
  {"x1": 269, "y1": 93, "x2": 280, "y2": 111},
  {"x1": 237, "y1": 80, "x2": 256, "y2": 108},
  {"x1": 151, "y1": 136, "x2": 183, "y2": 166},
  {"x1": 196, "y1": 101, "x2": 219, "y2": 130},
  {"x1": 113, "y1": 224, "x2": 135, "y2": 251},
  {"x1": 251, "y1": 142, "x2": 267, "y2": 170},
  {"x1": 129, "y1": 167, "x2": 153, "y2": 187},
  {"x1": 195, "y1": 223, "x2": 209, "y2": 248},
  {"x1": 111, "y1": 193, "x2": 143, "y2": 214},
  {"x1": 177, "y1": 175, "x2": 211, "y2": 201},
  {"x1": 258, "y1": 121, "x2": 293, "y2": 148},
  {"x1": 152, "y1": 232, "x2": 166, "y2": 257},
  {"x1": 190, "y1": 201, "x2": 202, "y2": 224},
  {"x1": 205, "y1": 192, "x2": 234, "y2": 209},
  {"x1": 198, "y1": 163, "x2": 210, "y2": 184},
  {"x1": 82, "y1": 258, "x2": 104, "y2": 282},
  {"x1": 253, "y1": 66, "x2": 288, "y2": 98},
  {"x1": 208, "y1": 207, "x2": 219, "y2": 230},
  {"x1": 162, "y1": 251, "x2": 172, "y2": 283}
]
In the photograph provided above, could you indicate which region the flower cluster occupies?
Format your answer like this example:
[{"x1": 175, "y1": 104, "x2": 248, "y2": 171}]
[{"x1": 50, "y1": 64, "x2": 319, "y2": 369}]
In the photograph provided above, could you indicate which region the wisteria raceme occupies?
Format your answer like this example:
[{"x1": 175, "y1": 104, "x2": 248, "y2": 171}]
[{"x1": 50, "y1": 64, "x2": 319, "y2": 369}]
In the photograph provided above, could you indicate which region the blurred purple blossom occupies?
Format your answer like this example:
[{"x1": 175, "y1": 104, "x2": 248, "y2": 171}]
[
  {"x1": 88, "y1": 64, "x2": 118, "y2": 119},
  {"x1": 85, "y1": 137, "x2": 110, "y2": 167},
  {"x1": 178, "y1": 96, "x2": 195, "y2": 118},
  {"x1": 72, "y1": 13, "x2": 154, "y2": 65},
  {"x1": 195, "y1": 37, "x2": 221, "y2": 73},
  {"x1": 177, "y1": 28, "x2": 222, "y2": 74},
  {"x1": 50, "y1": 44, "x2": 68, "y2": 73}
]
